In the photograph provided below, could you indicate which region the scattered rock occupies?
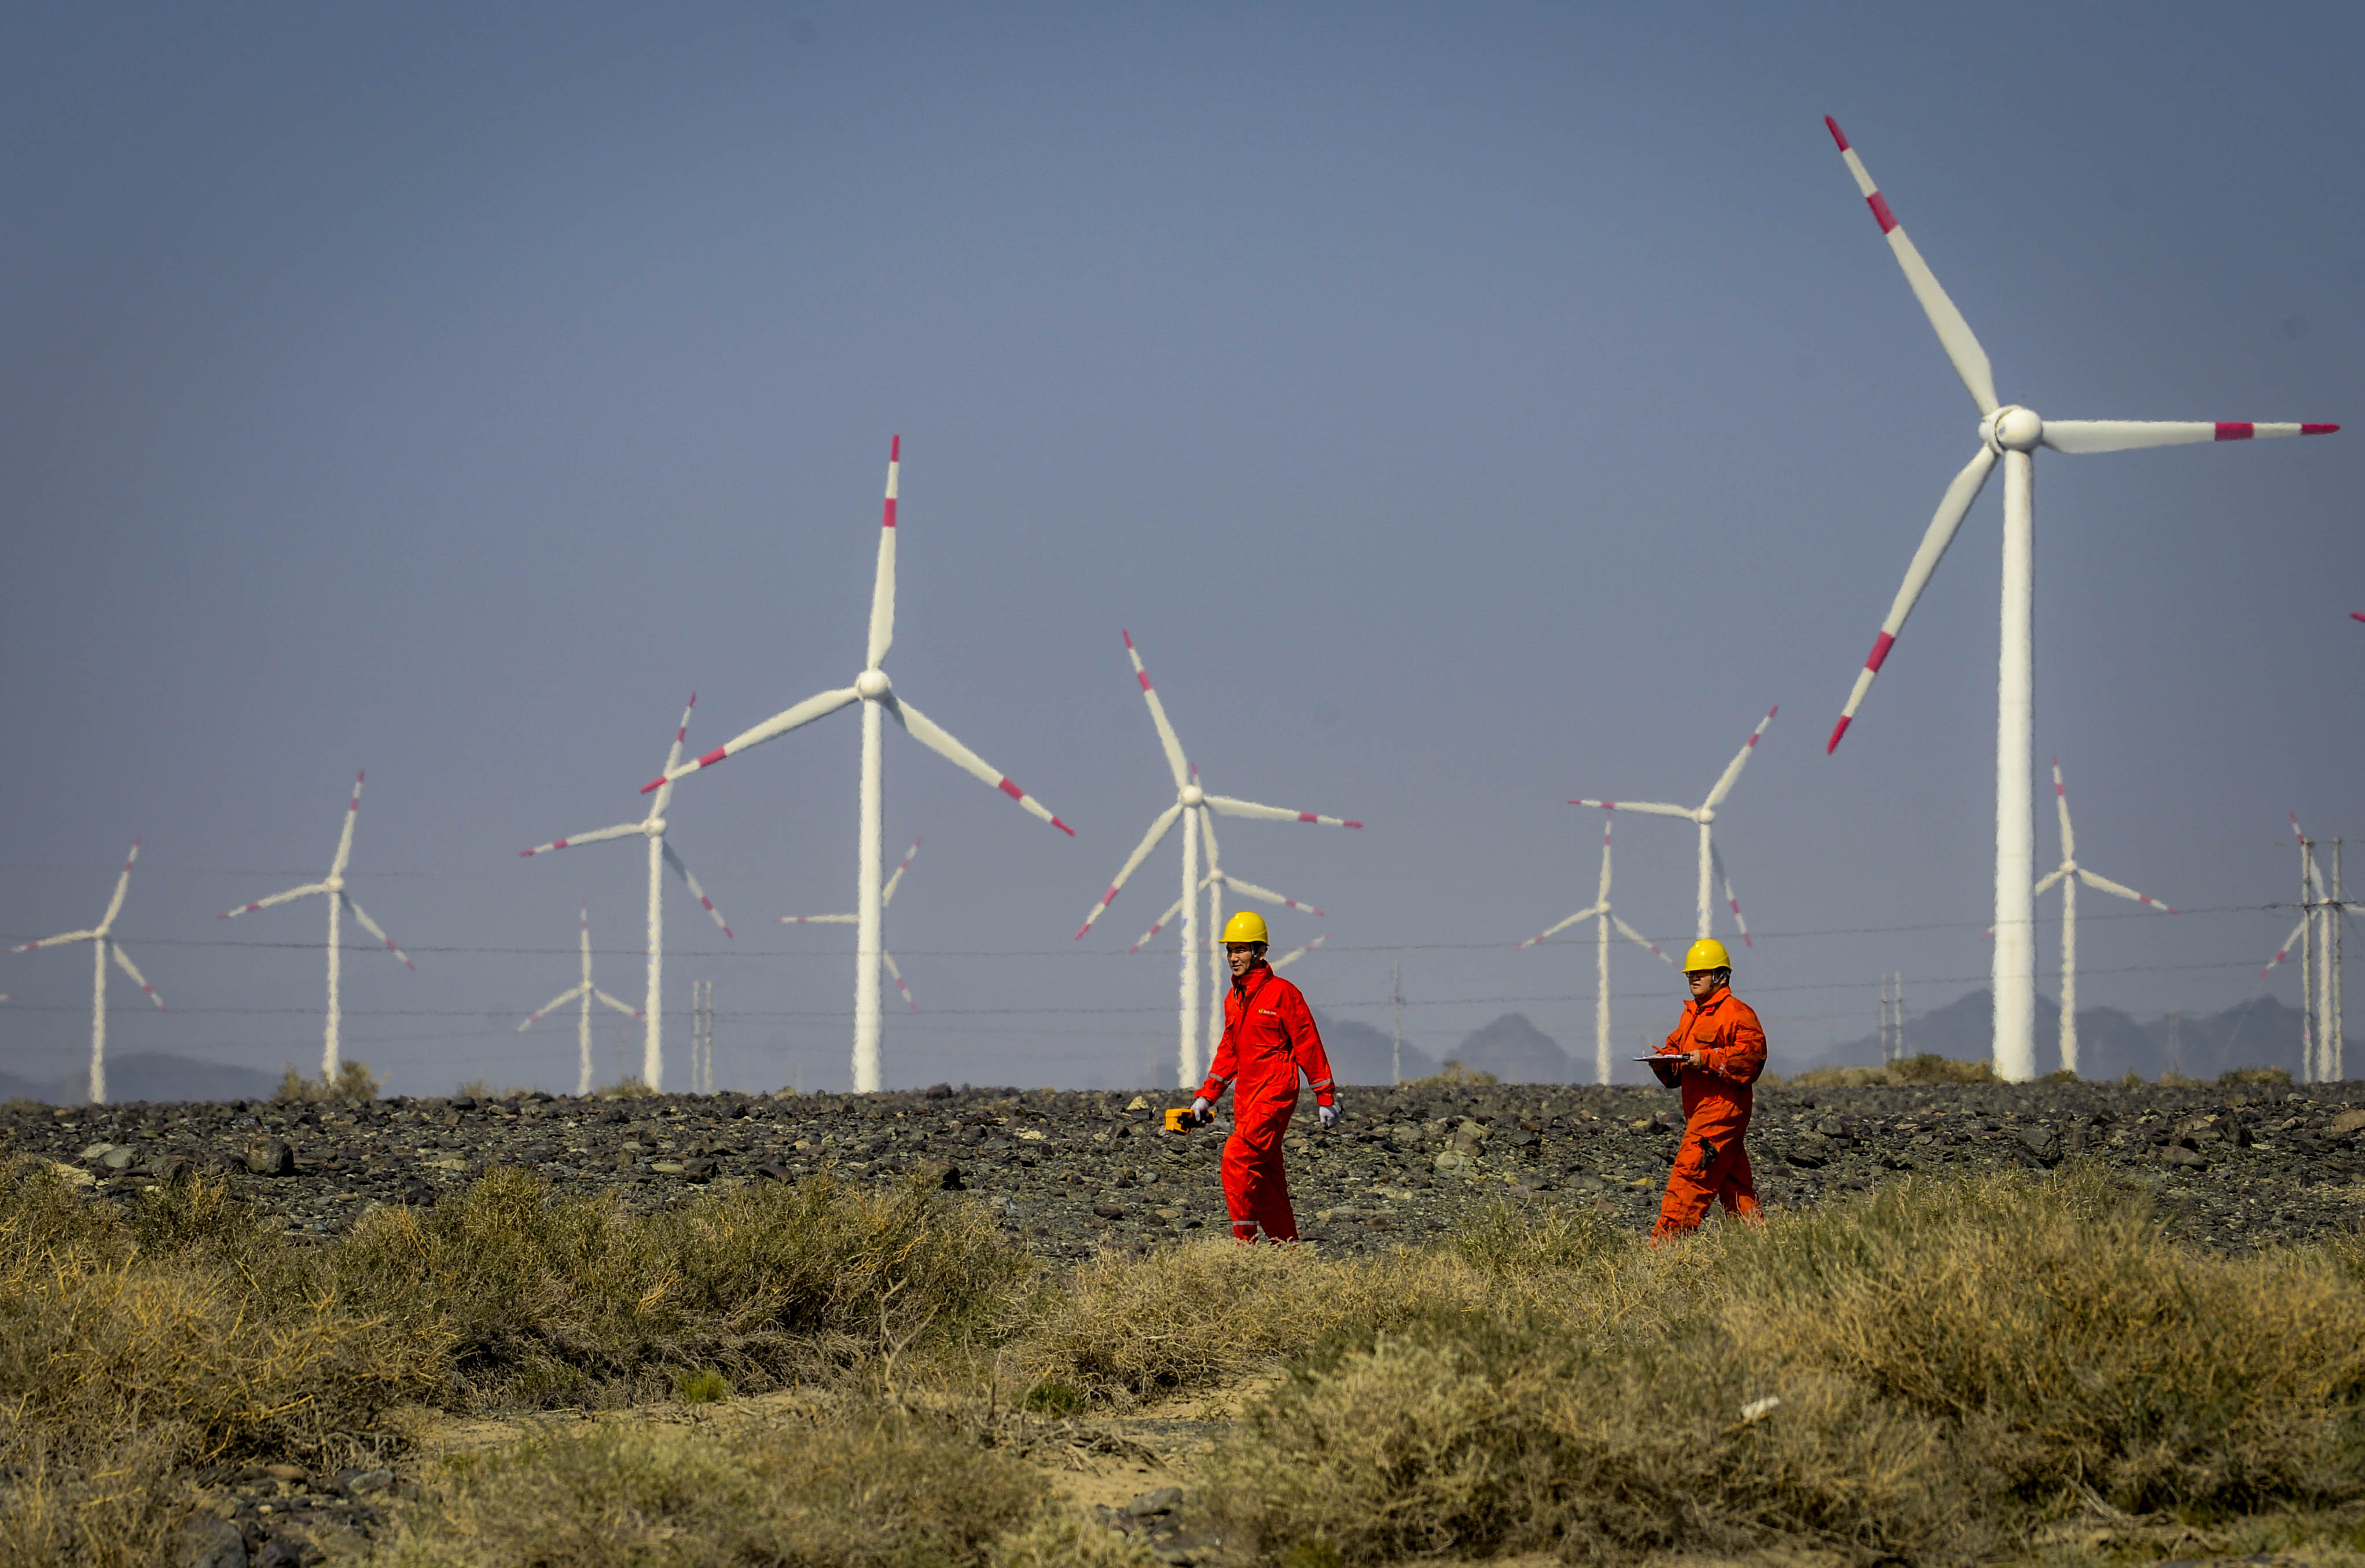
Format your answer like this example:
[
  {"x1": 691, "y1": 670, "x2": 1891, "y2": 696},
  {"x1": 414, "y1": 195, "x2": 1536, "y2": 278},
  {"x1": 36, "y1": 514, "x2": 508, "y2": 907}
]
[
  {"x1": 1091, "y1": 1203, "x2": 1126, "y2": 1220},
  {"x1": 245, "y1": 1139, "x2": 296, "y2": 1177},
  {"x1": 1123, "y1": 1486, "x2": 1185, "y2": 1518},
  {"x1": 2018, "y1": 1125, "x2": 2060, "y2": 1161},
  {"x1": 174, "y1": 1516, "x2": 248, "y2": 1568},
  {"x1": 2328, "y1": 1108, "x2": 2365, "y2": 1137},
  {"x1": 678, "y1": 1158, "x2": 717, "y2": 1182},
  {"x1": 101, "y1": 1145, "x2": 138, "y2": 1171},
  {"x1": 2162, "y1": 1143, "x2": 2209, "y2": 1169}
]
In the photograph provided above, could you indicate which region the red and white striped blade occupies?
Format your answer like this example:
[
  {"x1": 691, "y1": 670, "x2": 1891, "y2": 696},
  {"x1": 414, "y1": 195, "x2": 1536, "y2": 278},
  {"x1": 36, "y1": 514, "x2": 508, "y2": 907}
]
[
  {"x1": 1827, "y1": 444, "x2": 1997, "y2": 752},
  {"x1": 1122, "y1": 630, "x2": 1192, "y2": 791},
  {"x1": 218, "y1": 883, "x2": 326, "y2": 920},
  {"x1": 1077, "y1": 801, "x2": 1184, "y2": 938},
  {"x1": 1222, "y1": 874, "x2": 1324, "y2": 919},
  {"x1": 661, "y1": 840, "x2": 734, "y2": 938},
  {"x1": 1824, "y1": 117, "x2": 1999, "y2": 414},
  {"x1": 1126, "y1": 889, "x2": 1191, "y2": 953},
  {"x1": 1272, "y1": 932, "x2": 1328, "y2": 971},
  {"x1": 2291, "y1": 813, "x2": 2326, "y2": 899},
  {"x1": 342, "y1": 896, "x2": 416, "y2": 970},
  {"x1": 97, "y1": 839, "x2": 141, "y2": 933},
  {"x1": 329, "y1": 772, "x2": 365, "y2": 879},
  {"x1": 518, "y1": 985, "x2": 587, "y2": 1032},
  {"x1": 867, "y1": 436, "x2": 900, "y2": 670},
  {"x1": 519, "y1": 821, "x2": 640, "y2": 857},
  {"x1": 889, "y1": 696, "x2": 1075, "y2": 835},
  {"x1": 10, "y1": 927, "x2": 97, "y2": 953},
  {"x1": 2075, "y1": 868, "x2": 2175, "y2": 913},
  {"x1": 2051, "y1": 758, "x2": 2075, "y2": 861},
  {"x1": 882, "y1": 949, "x2": 917, "y2": 1011},
  {"x1": 656, "y1": 693, "x2": 699, "y2": 801},
  {"x1": 593, "y1": 989, "x2": 641, "y2": 1019},
  {"x1": 1594, "y1": 812, "x2": 1615, "y2": 903},
  {"x1": 1701, "y1": 707, "x2": 1777, "y2": 811},
  {"x1": 2260, "y1": 916, "x2": 2308, "y2": 979},
  {"x1": 645, "y1": 686, "x2": 862, "y2": 792},
  {"x1": 2043, "y1": 420, "x2": 2338, "y2": 454},
  {"x1": 1516, "y1": 903, "x2": 1606, "y2": 952},
  {"x1": 1710, "y1": 842, "x2": 1753, "y2": 949},
  {"x1": 108, "y1": 943, "x2": 166, "y2": 1011},
  {"x1": 1203, "y1": 795, "x2": 1361, "y2": 829},
  {"x1": 882, "y1": 836, "x2": 923, "y2": 908},
  {"x1": 1569, "y1": 798, "x2": 1695, "y2": 821},
  {"x1": 778, "y1": 913, "x2": 858, "y2": 925},
  {"x1": 1611, "y1": 915, "x2": 1674, "y2": 965}
]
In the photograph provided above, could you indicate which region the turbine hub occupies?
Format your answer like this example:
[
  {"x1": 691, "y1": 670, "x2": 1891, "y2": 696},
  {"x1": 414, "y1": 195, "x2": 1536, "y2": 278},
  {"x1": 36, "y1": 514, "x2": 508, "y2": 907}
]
[
  {"x1": 646, "y1": 818, "x2": 666, "y2": 836},
  {"x1": 1984, "y1": 404, "x2": 2043, "y2": 453},
  {"x1": 1696, "y1": 809, "x2": 1714, "y2": 825},
  {"x1": 324, "y1": 875, "x2": 344, "y2": 893},
  {"x1": 855, "y1": 669, "x2": 891, "y2": 699},
  {"x1": 1180, "y1": 784, "x2": 1204, "y2": 807}
]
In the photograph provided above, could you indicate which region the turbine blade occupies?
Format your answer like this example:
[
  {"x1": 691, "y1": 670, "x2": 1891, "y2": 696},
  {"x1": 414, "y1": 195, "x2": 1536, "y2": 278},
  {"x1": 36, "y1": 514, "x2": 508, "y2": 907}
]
[
  {"x1": 882, "y1": 950, "x2": 917, "y2": 1011},
  {"x1": 2051, "y1": 757, "x2": 2075, "y2": 861},
  {"x1": 2261, "y1": 917, "x2": 2308, "y2": 979},
  {"x1": 1570, "y1": 799, "x2": 1694, "y2": 820},
  {"x1": 519, "y1": 822, "x2": 640, "y2": 857},
  {"x1": 1612, "y1": 915, "x2": 1674, "y2": 965},
  {"x1": 1077, "y1": 802, "x2": 1184, "y2": 938},
  {"x1": 1516, "y1": 904, "x2": 1606, "y2": 951},
  {"x1": 1202, "y1": 795, "x2": 1361, "y2": 829},
  {"x1": 1271, "y1": 932, "x2": 1328, "y2": 971},
  {"x1": 663, "y1": 694, "x2": 696, "y2": 777},
  {"x1": 778, "y1": 913, "x2": 858, "y2": 926},
  {"x1": 593, "y1": 989, "x2": 641, "y2": 1018},
  {"x1": 108, "y1": 945, "x2": 166, "y2": 1010},
  {"x1": 1701, "y1": 707, "x2": 1778, "y2": 811},
  {"x1": 1823, "y1": 116, "x2": 1999, "y2": 414},
  {"x1": 882, "y1": 836, "x2": 923, "y2": 908},
  {"x1": 1122, "y1": 630, "x2": 1192, "y2": 791},
  {"x1": 518, "y1": 986, "x2": 587, "y2": 1031},
  {"x1": 1595, "y1": 811, "x2": 1615, "y2": 903},
  {"x1": 1710, "y1": 843, "x2": 1754, "y2": 949},
  {"x1": 329, "y1": 772, "x2": 365, "y2": 879},
  {"x1": 1126, "y1": 889, "x2": 1191, "y2": 953},
  {"x1": 1220, "y1": 874, "x2": 1325, "y2": 918},
  {"x1": 647, "y1": 687, "x2": 862, "y2": 791},
  {"x1": 867, "y1": 436, "x2": 899, "y2": 669},
  {"x1": 9, "y1": 929, "x2": 98, "y2": 953},
  {"x1": 2291, "y1": 813, "x2": 2328, "y2": 899},
  {"x1": 218, "y1": 884, "x2": 326, "y2": 920},
  {"x1": 1195, "y1": 792, "x2": 1222, "y2": 870},
  {"x1": 2034, "y1": 868, "x2": 2067, "y2": 897},
  {"x1": 2075, "y1": 868, "x2": 2175, "y2": 913},
  {"x1": 1827, "y1": 444, "x2": 1997, "y2": 752},
  {"x1": 341, "y1": 895, "x2": 415, "y2": 970},
  {"x1": 97, "y1": 839, "x2": 140, "y2": 932},
  {"x1": 888, "y1": 696, "x2": 1075, "y2": 835},
  {"x1": 2042, "y1": 420, "x2": 2338, "y2": 454},
  {"x1": 661, "y1": 841, "x2": 735, "y2": 937}
]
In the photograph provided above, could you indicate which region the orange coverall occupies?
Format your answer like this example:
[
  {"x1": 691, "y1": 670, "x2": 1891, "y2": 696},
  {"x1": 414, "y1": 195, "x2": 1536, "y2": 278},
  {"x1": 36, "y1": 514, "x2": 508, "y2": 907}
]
[
  {"x1": 1649, "y1": 984, "x2": 1767, "y2": 1240},
  {"x1": 1196, "y1": 961, "x2": 1336, "y2": 1243}
]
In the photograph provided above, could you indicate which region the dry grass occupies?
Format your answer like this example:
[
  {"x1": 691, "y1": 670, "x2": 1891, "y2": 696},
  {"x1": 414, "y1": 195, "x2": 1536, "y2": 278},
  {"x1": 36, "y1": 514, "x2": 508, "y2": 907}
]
[
  {"x1": 277, "y1": 1060, "x2": 384, "y2": 1103},
  {"x1": 1791, "y1": 1052, "x2": 1997, "y2": 1088}
]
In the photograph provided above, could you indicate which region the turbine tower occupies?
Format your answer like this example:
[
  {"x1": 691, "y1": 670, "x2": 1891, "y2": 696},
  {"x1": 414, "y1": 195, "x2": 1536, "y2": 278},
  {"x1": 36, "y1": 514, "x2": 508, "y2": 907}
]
[
  {"x1": 647, "y1": 438, "x2": 1071, "y2": 1093},
  {"x1": 1516, "y1": 807, "x2": 1673, "y2": 1085},
  {"x1": 1075, "y1": 630, "x2": 1360, "y2": 1086},
  {"x1": 2035, "y1": 759, "x2": 2177, "y2": 1077},
  {"x1": 219, "y1": 773, "x2": 413, "y2": 1081},
  {"x1": 8, "y1": 839, "x2": 166, "y2": 1104},
  {"x1": 1816, "y1": 116, "x2": 2338, "y2": 1081},
  {"x1": 1571, "y1": 705, "x2": 1774, "y2": 944},
  {"x1": 520, "y1": 695, "x2": 734, "y2": 1089},
  {"x1": 781, "y1": 835, "x2": 927, "y2": 1012},
  {"x1": 515, "y1": 905, "x2": 641, "y2": 1096}
]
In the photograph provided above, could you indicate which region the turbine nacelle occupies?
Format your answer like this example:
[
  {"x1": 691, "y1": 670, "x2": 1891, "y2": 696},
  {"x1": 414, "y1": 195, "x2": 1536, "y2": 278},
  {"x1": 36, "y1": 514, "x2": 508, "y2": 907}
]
[
  {"x1": 1982, "y1": 405, "x2": 2043, "y2": 453},
  {"x1": 1180, "y1": 784, "x2": 1205, "y2": 807},
  {"x1": 856, "y1": 669, "x2": 892, "y2": 699},
  {"x1": 324, "y1": 875, "x2": 344, "y2": 893},
  {"x1": 644, "y1": 818, "x2": 666, "y2": 836}
]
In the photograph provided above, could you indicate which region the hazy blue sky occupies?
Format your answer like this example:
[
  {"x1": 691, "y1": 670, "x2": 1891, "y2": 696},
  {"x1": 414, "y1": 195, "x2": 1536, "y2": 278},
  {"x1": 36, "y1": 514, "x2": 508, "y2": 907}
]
[{"x1": 4, "y1": 3, "x2": 2360, "y2": 1096}]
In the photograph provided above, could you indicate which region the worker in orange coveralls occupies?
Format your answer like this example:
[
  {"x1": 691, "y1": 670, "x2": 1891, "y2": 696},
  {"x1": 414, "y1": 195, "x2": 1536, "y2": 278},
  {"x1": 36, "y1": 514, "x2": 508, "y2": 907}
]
[
  {"x1": 1648, "y1": 938, "x2": 1767, "y2": 1242},
  {"x1": 1190, "y1": 909, "x2": 1338, "y2": 1242}
]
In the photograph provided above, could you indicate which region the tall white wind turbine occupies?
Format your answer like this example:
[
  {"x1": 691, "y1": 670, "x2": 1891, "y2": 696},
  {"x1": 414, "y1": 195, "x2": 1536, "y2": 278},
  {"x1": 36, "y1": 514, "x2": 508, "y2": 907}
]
[
  {"x1": 1075, "y1": 631, "x2": 1360, "y2": 1087},
  {"x1": 2035, "y1": 759, "x2": 2177, "y2": 1076},
  {"x1": 520, "y1": 695, "x2": 734, "y2": 1090},
  {"x1": 645, "y1": 438, "x2": 1073, "y2": 1093},
  {"x1": 516, "y1": 905, "x2": 641, "y2": 1096},
  {"x1": 1515, "y1": 808, "x2": 1674, "y2": 1085},
  {"x1": 1816, "y1": 115, "x2": 2338, "y2": 1081},
  {"x1": 8, "y1": 840, "x2": 166, "y2": 1104},
  {"x1": 219, "y1": 773, "x2": 413, "y2": 1081},
  {"x1": 781, "y1": 835, "x2": 927, "y2": 1012},
  {"x1": 2259, "y1": 812, "x2": 2338, "y2": 1081},
  {"x1": 1571, "y1": 705, "x2": 1773, "y2": 945}
]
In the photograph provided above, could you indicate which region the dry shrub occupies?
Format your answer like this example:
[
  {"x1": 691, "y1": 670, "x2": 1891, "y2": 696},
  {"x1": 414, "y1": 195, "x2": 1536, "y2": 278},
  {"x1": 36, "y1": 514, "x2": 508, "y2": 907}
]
[
  {"x1": 2222, "y1": 1065, "x2": 2293, "y2": 1086},
  {"x1": 278, "y1": 1060, "x2": 383, "y2": 1103},
  {"x1": 362, "y1": 1408, "x2": 1046, "y2": 1567}
]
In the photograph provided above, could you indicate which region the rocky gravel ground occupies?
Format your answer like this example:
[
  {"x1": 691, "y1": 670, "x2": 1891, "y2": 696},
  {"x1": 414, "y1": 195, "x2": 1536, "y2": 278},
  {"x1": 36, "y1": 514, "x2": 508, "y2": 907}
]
[{"x1": 10, "y1": 1075, "x2": 2365, "y2": 1256}]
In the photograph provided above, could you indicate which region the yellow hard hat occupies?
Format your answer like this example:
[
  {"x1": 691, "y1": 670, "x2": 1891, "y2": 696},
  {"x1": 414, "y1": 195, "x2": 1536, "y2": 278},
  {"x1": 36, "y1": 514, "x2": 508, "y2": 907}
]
[
  {"x1": 1682, "y1": 938, "x2": 1732, "y2": 974},
  {"x1": 1222, "y1": 910, "x2": 1270, "y2": 945}
]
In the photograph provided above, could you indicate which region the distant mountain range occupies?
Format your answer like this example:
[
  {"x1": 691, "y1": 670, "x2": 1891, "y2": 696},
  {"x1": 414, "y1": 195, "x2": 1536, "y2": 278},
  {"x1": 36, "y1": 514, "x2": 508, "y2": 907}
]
[
  {"x1": 1810, "y1": 990, "x2": 2308, "y2": 1081},
  {"x1": 0, "y1": 1052, "x2": 280, "y2": 1106}
]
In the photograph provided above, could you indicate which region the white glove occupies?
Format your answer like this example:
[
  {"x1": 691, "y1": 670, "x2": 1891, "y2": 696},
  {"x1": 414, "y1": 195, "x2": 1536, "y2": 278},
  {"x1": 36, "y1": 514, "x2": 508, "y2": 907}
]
[
  {"x1": 1190, "y1": 1096, "x2": 1211, "y2": 1122},
  {"x1": 1317, "y1": 1103, "x2": 1339, "y2": 1130}
]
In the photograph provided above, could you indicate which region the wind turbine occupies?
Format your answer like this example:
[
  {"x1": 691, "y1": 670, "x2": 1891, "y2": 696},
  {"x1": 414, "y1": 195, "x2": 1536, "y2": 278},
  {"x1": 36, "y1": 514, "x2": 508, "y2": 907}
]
[
  {"x1": 2260, "y1": 813, "x2": 2340, "y2": 1081},
  {"x1": 644, "y1": 438, "x2": 1072, "y2": 1093},
  {"x1": 219, "y1": 773, "x2": 412, "y2": 1082},
  {"x1": 781, "y1": 835, "x2": 927, "y2": 1012},
  {"x1": 516, "y1": 905, "x2": 641, "y2": 1096},
  {"x1": 520, "y1": 695, "x2": 734, "y2": 1090},
  {"x1": 1816, "y1": 116, "x2": 2338, "y2": 1081},
  {"x1": 8, "y1": 839, "x2": 166, "y2": 1104},
  {"x1": 1075, "y1": 630, "x2": 1360, "y2": 1086},
  {"x1": 1571, "y1": 705, "x2": 1773, "y2": 945},
  {"x1": 1516, "y1": 807, "x2": 1674, "y2": 1085},
  {"x1": 2035, "y1": 759, "x2": 2177, "y2": 1076},
  {"x1": 1271, "y1": 932, "x2": 1330, "y2": 971}
]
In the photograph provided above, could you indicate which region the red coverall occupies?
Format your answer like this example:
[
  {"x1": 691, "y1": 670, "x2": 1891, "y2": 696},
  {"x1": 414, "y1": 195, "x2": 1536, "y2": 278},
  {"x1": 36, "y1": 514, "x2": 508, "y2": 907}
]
[
  {"x1": 1196, "y1": 961, "x2": 1336, "y2": 1243},
  {"x1": 1649, "y1": 984, "x2": 1767, "y2": 1241}
]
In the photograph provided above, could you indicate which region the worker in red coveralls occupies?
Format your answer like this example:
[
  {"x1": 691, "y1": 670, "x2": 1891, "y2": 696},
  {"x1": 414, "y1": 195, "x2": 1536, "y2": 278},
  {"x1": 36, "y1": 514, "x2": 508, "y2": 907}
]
[
  {"x1": 1190, "y1": 909, "x2": 1338, "y2": 1242},
  {"x1": 1647, "y1": 938, "x2": 1767, "y2": 1242}
]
